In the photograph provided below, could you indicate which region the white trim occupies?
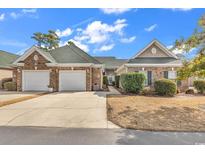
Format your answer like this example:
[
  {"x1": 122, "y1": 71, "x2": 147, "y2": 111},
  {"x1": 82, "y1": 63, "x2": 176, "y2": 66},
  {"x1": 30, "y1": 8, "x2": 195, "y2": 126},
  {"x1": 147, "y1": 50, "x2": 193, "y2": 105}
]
[
  {"x1": 133, "y1": 40, "x2": 178, "y2": 59},
  {"x1": 15, "y1": 63, "x2": 24, "y2": 66},
  {"x1": 46, "y1": 63, "x2": 92, "y2": 67},
  {"x1": 92, "y1": 64, "x2": 104, "y2": 68},
  {"x1": 13, "y1": 46, "x2": 54, "y2": 64},
  {"x1": 46, "y1": 63, "x2": 103, "y2": 68},
  {"x1": 125, "y1": 63, "x2": 182, "y2": 67},
  {"x1": 22, "y1": 70, "x2": 50, "y2": 91}
]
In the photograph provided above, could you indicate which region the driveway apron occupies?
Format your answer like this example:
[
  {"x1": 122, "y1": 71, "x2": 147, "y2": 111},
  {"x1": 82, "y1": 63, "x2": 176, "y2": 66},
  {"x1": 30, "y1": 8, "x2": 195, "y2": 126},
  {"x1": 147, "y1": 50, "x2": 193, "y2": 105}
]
[{"x1": 0, "y1": 92, "x2": 113, "y2": 128}]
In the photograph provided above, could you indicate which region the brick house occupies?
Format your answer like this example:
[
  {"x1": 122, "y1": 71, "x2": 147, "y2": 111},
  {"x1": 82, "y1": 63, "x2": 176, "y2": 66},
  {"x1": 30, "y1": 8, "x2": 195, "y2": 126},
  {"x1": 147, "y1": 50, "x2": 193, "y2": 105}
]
[
  {"x1": 12, "y1": 43, "x2": 103, "y2": 92},
  {"x1": 12, "y1": 39, "x2": 192, "y2": 92},
  {"x1": 115, "y1": 39, "x2": 190, "y2": 89}
]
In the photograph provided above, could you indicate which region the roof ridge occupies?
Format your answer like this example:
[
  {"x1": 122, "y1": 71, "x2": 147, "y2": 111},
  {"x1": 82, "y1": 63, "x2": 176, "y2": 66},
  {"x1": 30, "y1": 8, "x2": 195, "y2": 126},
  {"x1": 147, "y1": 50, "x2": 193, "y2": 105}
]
[
  {"x1": 132, "y1": 39, "x2": 178, "y2": 59},
  {"x1": 69, "y1": 44, "x2": 101, "y2": 64},
  {"x1": 67, "y1": 45, "x2": 92, "y2": 63},
  {"x1": 0, "y1": 50, "x2": 18, "y2": 56}
]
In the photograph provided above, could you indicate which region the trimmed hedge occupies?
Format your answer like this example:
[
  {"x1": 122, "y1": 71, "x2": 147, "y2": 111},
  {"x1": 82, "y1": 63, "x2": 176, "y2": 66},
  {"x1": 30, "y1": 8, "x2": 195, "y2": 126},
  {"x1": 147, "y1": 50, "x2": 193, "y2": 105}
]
[
  {"x1": 1, "y1": 77, "x2": 12, "y2": 89},
  {"x1": 154, "y1": 79, "x2": 177, "y2": 96},
  {"x1": 193, "y1": 80, "x2": 205, "y2": 94},
  {"x1": 103, "y1": 76, "x2": 108, "y2": 87},
  {"x1": 115, "y1": 75, "x2": 120, "y2": 88},
  {"x1": 120, "y1": 72, "x2": 146, "y2": 93},
  {"x1": 3, "y1": 82, "x2": 17, "y2": 91}
]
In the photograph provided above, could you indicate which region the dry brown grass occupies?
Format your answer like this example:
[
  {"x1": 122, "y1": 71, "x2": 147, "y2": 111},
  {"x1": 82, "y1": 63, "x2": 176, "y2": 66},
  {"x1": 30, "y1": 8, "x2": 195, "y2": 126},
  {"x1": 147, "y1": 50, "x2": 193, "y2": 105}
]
[
  {"x1": 107, "y1": 95, "x2": 205, "y2": 132},
  {"x1": 0, "y1": 93, "x2": 48, "y2": 107}
]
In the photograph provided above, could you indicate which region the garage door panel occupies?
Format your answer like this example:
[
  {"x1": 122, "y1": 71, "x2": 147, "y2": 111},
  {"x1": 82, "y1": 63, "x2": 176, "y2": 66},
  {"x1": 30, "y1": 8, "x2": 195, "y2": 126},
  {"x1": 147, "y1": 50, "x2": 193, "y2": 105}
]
[
  {"x1": 22, "y1": 71, "x2": 49, "y2": 91},
  {"x1": 59, "y1": 71, "x2": 86, "y2": 91}
]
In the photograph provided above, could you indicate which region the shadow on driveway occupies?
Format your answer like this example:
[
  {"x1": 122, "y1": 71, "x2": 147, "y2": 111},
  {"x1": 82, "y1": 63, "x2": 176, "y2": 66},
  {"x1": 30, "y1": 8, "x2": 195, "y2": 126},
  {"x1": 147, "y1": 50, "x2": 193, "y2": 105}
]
[{"x1": 0, "y1": 126, "x2": 205, "y2": 145}]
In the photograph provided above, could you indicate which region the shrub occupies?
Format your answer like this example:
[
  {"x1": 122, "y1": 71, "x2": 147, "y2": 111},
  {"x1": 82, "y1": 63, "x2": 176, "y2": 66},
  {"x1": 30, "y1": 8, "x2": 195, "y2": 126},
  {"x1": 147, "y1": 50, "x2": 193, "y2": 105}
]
[
  {"x1": 103, "y1": 76, "x2": 108, "y2": 87},
  {"x1": 185, "y1": 88, "x2": 195, "y2": 94},
  {"x1": 193, "y1": 80, "x2": 205, "y2": 94},
  {"x1": 154, "y1": 79, "x2": 177, "y2": 96},
  {"x1": 115, "y1": 75, "x2": 120, "y2": 88},
  {"x1": 141, "y1": 87, "x2": 155, "y2": 96},
  {"x1": 3, "y1": 82, "x2": 17, "y2": 91},
  {"x1": 1, "y1": 77, "x2": 12, "y2": 89},
  {"x1": 120, "y1": 73, "x2": 146, "y2": 93},
  {"x1": 112, "y1": 81, "x2": 115, "y2": 86}
]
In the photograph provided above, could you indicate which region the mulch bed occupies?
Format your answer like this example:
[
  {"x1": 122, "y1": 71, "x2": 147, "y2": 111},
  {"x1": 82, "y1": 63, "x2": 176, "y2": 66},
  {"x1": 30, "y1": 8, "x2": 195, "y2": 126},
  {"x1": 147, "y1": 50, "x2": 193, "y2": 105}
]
[{"x1": 0, "y1": 92, "x2": 49, "y2": 107}]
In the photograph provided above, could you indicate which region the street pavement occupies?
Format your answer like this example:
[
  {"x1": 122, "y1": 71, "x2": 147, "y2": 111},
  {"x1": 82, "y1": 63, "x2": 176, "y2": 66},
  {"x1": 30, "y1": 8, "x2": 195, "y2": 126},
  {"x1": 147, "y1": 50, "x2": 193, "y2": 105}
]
[{"x1": 0, "y1": 126, "x2": 205, "y2": 145}]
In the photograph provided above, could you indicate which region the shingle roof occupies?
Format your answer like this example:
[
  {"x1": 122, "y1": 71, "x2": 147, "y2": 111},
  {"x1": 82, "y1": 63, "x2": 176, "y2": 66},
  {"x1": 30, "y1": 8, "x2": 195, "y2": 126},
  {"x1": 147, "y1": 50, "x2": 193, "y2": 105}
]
[
  {"x1": 49, "y1": 44, "x2": 101, "y2": 64},
  {"x1": 94, "y1": 57, "x2": 127, "y2": 69},
  {"x1": 128, "y1": 57, "x2": 182, "y2": 64},
  {"x1": 0, "y1": 50, "x2": 19, "y2": 69}
]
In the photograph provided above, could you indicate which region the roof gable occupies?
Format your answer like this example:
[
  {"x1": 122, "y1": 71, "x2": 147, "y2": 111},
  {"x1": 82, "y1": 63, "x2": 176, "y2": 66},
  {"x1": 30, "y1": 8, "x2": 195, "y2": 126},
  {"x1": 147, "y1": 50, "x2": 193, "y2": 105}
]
[
  {"x1": 13, "y1": 46, "x2": 55, "y2": 64},
  {"x1": 133, "y1": 40, "x2": 178, "y2": 59},
  {"x1": 49, "y1": 44, "x2": 101, "y2": 64}
]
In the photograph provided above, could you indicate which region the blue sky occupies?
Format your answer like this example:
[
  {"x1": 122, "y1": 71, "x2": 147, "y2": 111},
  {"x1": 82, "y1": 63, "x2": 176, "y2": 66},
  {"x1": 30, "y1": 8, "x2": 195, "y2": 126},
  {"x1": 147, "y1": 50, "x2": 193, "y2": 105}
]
[{"x1": 0, "y1": 8, "x2": 204, "y2": 58}]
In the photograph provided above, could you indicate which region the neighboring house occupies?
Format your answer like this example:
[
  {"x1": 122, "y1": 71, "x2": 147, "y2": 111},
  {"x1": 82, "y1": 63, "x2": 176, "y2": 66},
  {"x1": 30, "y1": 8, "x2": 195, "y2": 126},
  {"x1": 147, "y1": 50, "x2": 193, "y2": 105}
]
[
  {"x1": 116, "y1": 39, "x2": 189, "y2": 89},
  {"x1": 94, "y1": 57, "x2": 126, "y2": 85},
  {"x1": 0, "y1": 50, "x2": 18, "y2": 88},
  {"x1": 12, "y1": 43, "x2": 103, "y2": 92}
]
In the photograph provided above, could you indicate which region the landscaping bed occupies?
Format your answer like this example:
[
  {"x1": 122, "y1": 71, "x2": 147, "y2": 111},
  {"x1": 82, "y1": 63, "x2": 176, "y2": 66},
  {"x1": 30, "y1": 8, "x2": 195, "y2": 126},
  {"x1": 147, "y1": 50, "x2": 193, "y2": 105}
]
[
  {"x1": 107, "y1": 95, "x2": 205, "y2": 132},
  {"x1": 0, "y1": 92, "x2": 48, "y2": 107}
]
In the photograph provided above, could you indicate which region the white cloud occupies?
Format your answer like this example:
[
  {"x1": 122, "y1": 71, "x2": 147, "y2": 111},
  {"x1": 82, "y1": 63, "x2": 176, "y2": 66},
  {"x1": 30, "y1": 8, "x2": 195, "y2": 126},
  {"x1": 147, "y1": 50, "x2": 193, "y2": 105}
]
[
  {"x1": 59, "y1": 39, "x2": 89, "y2": 52},
  {"x1": 145, "y1": 24, "x2": 158, "y2": 32},
  {"x1": 99, "y1": 44, "x2": 115, "y2": 51},
  {"x1": 69, "y1": 39, "x2": 89, "y2": 52},
  {"x1": 10, "y1": 9, "x2": 38, "y2": 19},
  {"x1": 56, "y1": 27, "x2": 72, "y2": 38},
  {"x1": 22, "y1": 9, "x2": 37, "y2": 14},
  {"x1": 167, "y1": 45, "x2": 196, "y2": 55},
  {"x1": 10, "y1": 12, "x2": 19, "y2": 19},
  {"x1": 100, "y1": 8, "x2": 131, "y2": 15},
  {"x1": 76, "y1": 19, "x2": 127, "y2": 44},
  {"x1": 171, "y1": 8, "x2": 192, "y2": 11},
  {"x1": 0, "y1": 13, "x2": 5, "y2": 21},
  {"x1": 120, "y1": 36, "x2": 136, "y2": 43},
  {"x1": 167, "y1": 45, "x2": 182, "y2": 54}
]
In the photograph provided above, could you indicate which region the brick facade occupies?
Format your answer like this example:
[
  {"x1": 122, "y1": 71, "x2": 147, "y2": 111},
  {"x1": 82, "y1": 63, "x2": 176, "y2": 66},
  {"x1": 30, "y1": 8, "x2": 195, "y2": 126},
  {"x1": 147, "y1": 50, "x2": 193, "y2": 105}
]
[
  {"x1": 13, "y1": 51, "x2": 102, "y2": 91},
  {"x1": 126, "y1": 66, "x2": 189, "y2": 90},
  {"x1": 127, "y1": 66, "x2": 179, "y2": 80}
]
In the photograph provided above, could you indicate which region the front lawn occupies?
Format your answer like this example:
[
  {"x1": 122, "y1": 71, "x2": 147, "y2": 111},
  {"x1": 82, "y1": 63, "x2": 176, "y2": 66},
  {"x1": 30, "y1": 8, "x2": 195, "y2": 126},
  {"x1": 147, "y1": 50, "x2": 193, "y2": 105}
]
[{"x1": 107, "y1": 95, "x2": 205, "y2": 131}]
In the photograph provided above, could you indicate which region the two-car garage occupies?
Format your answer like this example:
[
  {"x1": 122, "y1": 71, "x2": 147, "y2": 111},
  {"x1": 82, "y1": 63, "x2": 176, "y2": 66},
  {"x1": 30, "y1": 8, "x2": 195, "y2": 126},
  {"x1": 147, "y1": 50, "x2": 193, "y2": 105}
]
[{"x1": 22, "y1": 70, "x2": 86, "y2": 91}]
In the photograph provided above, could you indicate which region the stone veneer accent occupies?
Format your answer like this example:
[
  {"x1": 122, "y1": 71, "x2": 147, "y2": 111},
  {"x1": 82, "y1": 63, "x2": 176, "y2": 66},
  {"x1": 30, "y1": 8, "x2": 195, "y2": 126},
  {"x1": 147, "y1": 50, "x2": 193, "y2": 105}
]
[{"x1": 13, "y1": 51, "x2": 102, "y2": 91}]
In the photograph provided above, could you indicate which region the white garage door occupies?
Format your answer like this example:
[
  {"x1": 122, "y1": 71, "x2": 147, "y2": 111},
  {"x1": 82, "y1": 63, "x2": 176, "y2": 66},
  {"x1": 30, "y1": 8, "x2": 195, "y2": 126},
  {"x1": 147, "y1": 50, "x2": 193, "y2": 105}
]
[
  {"x1": 59, "y1": 70, "x2": 86, "y2": 91},
  {"x1": 22, "y1": 70, "x2": 50, "y2": 91}
]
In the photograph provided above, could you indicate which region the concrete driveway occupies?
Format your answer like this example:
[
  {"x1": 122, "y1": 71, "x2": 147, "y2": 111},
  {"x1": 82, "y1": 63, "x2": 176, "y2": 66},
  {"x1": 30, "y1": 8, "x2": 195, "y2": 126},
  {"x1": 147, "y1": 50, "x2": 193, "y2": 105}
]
[{"x1": 0, "y1": 92, "x2": 117, "y2": 128}]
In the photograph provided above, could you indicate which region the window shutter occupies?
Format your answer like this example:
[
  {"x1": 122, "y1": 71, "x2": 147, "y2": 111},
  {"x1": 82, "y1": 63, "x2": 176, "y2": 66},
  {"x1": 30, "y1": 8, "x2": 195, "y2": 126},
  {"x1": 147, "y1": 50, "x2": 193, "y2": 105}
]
[
  {"x1": 164, "y1": 71, "x2": 168, "y2": 79},
  {"x1": 148, "y1": 71, "x2": 152, "y2": 85}
]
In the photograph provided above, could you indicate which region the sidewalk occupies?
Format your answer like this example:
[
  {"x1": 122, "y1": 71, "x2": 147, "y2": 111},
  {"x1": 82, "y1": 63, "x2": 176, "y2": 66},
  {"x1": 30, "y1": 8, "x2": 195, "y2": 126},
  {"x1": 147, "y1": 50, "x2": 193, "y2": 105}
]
[{"x1": 108, "y1": 86, "x2": 121, "y2": 95}]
